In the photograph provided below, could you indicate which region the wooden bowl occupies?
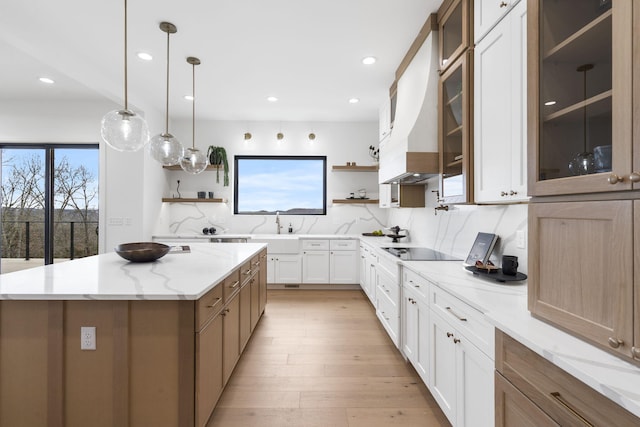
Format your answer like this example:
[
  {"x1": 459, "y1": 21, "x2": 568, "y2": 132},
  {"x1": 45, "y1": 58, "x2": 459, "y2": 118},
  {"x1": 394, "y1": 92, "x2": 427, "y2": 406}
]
[{"x1": 115, "y1": 242, "x2": 170, "y2": 262}]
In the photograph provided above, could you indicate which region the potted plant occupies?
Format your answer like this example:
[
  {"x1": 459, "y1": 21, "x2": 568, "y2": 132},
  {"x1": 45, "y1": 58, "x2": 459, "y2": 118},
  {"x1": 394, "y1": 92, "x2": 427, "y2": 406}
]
[{"x1": 207, "y1": 146, "x2": 229, "y2": 186}]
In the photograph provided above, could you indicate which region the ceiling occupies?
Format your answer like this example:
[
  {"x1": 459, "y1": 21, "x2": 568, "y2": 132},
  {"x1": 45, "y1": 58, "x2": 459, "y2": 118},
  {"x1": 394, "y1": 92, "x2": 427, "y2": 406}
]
[{"x1": 0, "y1": 0, "x2": 442, "y2": 122}]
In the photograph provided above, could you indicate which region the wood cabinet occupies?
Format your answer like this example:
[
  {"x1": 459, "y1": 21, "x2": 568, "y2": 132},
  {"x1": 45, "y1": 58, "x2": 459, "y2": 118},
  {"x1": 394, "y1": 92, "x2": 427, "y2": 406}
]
[
  {"x1": 474, "y1": 0, "x2": 528, "y2": 203},
  {"x1": 495, "y1": 330, "x2": 640, "y2": 426},
  {"x1": 379, "y1": 183, "x2": 426, "y2": 208},
  {"x1": 258, "y1": 250, "x2": 268, "y2": 316},
  {"x1": 439, "y1": 51, "x2": 473, "y2": 204},
  {"x1": 239, "y1": 278, "x2": 252, "y2": 352},
  {"x1": 438, "y1": 0, "x2": 471, "y2": 73},
  {"x1": 195, "y1": 314, "x2": 223, "y2": 427},
  {"x1": 222, "y1": 292, "x2": 240, "y2": 385},
  {"x1": 528, "y1": 200, "x2": 636, "y2": 359},
  {"x1": 528, "y1": 0, "x2": 633, "y2": 196}
]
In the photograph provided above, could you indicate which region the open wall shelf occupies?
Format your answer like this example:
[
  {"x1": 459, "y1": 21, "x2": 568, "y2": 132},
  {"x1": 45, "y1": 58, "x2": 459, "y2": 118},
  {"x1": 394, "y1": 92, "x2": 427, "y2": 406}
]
[
  {"x1": 331, "y1": 165, "x2": 379, "y2": 172},
  {"x1": 162, "y1": 198, "x2": 227, "y2": 203}
]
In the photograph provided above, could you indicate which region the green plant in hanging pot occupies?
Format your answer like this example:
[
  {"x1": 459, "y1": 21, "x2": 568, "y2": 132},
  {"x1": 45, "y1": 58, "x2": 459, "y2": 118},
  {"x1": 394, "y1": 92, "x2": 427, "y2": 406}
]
[{"x1": 206, "y1": 146, "x2": 229, "y2": 186}]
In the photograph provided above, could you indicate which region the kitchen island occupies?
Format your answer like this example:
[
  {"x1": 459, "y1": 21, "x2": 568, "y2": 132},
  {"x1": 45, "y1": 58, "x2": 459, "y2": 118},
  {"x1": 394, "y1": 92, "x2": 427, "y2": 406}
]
[{"x1": 0, "y1": 243, "x2": 267, "y2": 427}]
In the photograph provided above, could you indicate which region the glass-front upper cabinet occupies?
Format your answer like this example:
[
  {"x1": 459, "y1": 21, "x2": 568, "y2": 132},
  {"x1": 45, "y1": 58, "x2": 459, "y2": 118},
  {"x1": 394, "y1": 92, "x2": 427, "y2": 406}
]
[
  {"x1": 529, "y1": 0, "x2": 633, "y2": 196},
  {"x1": 438, "y1": 0, "x2": 470, "y2": 73},
  {"x1": 439, "y1": 52, "x2": 472, "y2": 204}
]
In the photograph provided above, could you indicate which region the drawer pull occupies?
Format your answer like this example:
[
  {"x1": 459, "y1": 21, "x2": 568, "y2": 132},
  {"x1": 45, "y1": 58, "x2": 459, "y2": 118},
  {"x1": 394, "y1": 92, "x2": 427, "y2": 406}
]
[
  {"x1": 243, "y1": 269, "x2": 252, "y2": 276},
  {"x1": 608, "y1": 337, "x2": 624, "y2": 349},
  {"x1": 550, "y1": 392, "x2": 594, "y2": 427},
  {"x1": 411, "y1": 300, "x2": 417, "y2": 305},
  {"x1": 608, "y1": 173, "x2": 623, "y2": 185},
  {"x1": 453, "y1": 338, "x2": 460, "y2": 344},
  {"x1": 446, "y1": 306, "x2": 467, "y2": 322},
  {"x1": 220, "y1": 308, "x2": 230, "y2": 316},
  {"x1": 629, "y1": 172, "x2": 640, "y2": 183},
  {"x1": 206, "y1": 297, "x2": 222, "y2": 309},
  {"x1": 632, "y1": 347, "x2": 640, "y2": 359},
  {"x1": 499, "y1": 1, "x2": 508, "y2": 7},
  {"x1": 446, "y1": 332, "x2": 454, "y2": 338},
  {"x1": 230, "y1": 280, "x2": 240, "y2": 289}
]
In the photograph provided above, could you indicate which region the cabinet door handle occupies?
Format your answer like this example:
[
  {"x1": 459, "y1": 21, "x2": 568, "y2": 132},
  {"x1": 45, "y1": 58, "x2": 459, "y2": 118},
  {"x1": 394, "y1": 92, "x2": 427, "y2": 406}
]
[
  {"x1": 499, "y1": 1, "x2": 508, "y2": 7},
  {"x1": 628, "y1": 172, "x2": 640, "y2": 183},
  {"x1": 411, "y1": 300, "x2": 417, "y2": 305},
  {"x1": 230, "y1": 280, "x2": 240, "y2": 289},
  {"x1": 243, "y1": 269, "x2": 252, "y2": 276},
  {"x1": 446, "y1": 306, "x2": 467, "y2": 321},
  {"x1": 453, "y1": 338, "x2": 461, "y2": 344},
  {"x1": 206, "y1": 297, "x2": 222, "y2": 309},
  {"x1": 220, "y1": 307, "x2": 230, "y2": 316},
  {"x1": 632, "y1": 347, "x2": 640, "y2": 359},
  {"x1": 607, "y1": 173, "x2": 624, "y2": 184},
  {"x1": 446, "y1": 332, "x2": 454, "y2": 338},
  {"x1": 608, "y1": 337, "x2": 624, "y2": 348},
  {"x1": 550, "y1": 392, "x2": 594, "y2": 426},
  {"x1": 500, "y1": 191, "x2": 508, "y2": 197},
  {"x1": 509, "y1": 190, "x2": 518, "y2": 196}
]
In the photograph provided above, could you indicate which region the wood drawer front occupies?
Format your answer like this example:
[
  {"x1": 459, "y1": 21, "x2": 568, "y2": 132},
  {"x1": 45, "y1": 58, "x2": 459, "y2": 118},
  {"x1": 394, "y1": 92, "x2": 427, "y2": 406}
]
[
  {"x1": 223, "y1": 269, "x2": 241, "y2": 303},
  {"x1": 377, "y1": 268, "x2": 399, "y2": 306},
  {"x1": 402, "y1": 267, "x2": 429, "y2": 301},
  {"x1": 495, "y1": 372, "x2": 559, "y2": 427},
  {"x1": 196, "y1": 284, "x2": 224, "y2": 330},
  {"x1": 496, "y1": 331, "x2": 640, "y2": 427},
  {"x1": 239, "y1": 260, "x2": 253, "y2": 285},
  {"x1": 302, "y1": 239, "x2": 329, "y2": 250},
  {"x1": 329, "y1": 239, "x2": 357, "y2": 251},
  {"x1": 431, "y1": 285, "x2": 494, "y2": 358},
  {"x1": 251, "y1": 254, "x2": 261, "y2": 275}
]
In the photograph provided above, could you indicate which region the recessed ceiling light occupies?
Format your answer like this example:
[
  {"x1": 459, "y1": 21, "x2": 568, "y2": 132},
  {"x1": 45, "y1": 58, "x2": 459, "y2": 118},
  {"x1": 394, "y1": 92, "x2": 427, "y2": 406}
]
[
  {"x1": 184, "y1": 95, "x2": 194, "y2": 101},
  {"x1": 137, "y1": 52, "x2": 153, "y2": 61},
  {"x1": 267, "y1": 96, "x2": 278, "y2": 102},
  {"x1": 349, "y1": 98, "x2": 360, "y2": 104},
  {"x1": 544, "y1": 100, "x2": 557, "y2": 106},
  {"x1": 39, "y1": 77, "x2": 54, "y2": 84},
  {"x1": 362, "y1": 56, "x2": 377, "y2": 65}
]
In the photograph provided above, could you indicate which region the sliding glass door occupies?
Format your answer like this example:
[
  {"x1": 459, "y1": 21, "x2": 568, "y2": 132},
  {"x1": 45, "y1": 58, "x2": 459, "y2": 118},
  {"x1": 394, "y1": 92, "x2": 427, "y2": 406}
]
[{"x1": 0, "y1": 144, "x2": 99, "y2": 274}]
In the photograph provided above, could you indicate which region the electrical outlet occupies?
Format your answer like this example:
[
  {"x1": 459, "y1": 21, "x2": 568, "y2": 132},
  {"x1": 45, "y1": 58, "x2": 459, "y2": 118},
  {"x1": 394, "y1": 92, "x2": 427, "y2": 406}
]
[
  {"x1": 81, "y1": 326, "x2": 96, "y2": 351},
  {"x1": 516, "y1": 230, "x2": 526, "y2": 249}
]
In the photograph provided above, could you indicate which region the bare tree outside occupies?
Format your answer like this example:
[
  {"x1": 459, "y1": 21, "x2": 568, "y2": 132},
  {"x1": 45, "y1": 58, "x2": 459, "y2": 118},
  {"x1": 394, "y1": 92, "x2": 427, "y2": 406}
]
[{"x1": 1, "y1": 148, "x2": 99, "y2": 267}]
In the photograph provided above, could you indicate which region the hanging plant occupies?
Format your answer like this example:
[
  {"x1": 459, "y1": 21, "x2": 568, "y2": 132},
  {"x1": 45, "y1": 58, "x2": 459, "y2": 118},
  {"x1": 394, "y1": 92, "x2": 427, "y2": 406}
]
[{"x1": 206, "y1": 146, "x2": 229, "y2": 186}]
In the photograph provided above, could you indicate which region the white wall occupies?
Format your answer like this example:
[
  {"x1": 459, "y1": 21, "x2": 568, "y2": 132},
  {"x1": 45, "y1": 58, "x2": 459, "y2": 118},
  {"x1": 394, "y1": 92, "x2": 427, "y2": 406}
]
[{"x1": 156, "y1": 120, "x2": 389, "y2": 236}]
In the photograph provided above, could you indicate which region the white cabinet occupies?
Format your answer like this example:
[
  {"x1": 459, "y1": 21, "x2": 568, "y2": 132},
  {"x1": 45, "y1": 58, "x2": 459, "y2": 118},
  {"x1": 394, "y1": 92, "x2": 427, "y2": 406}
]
[
  {"x1": 302, "y1": 250, "x2": 330, "y2": 283},
  {"x1": 301, "y1": 239, "x2": 358, "y2": 285},
  {"x1": 402, "y1": 275, "x2": 429, "y2": 385},
  {"x1": 428, "y1": 285, "x2": 495, "y2": 427},
  {"x1": 474, "y1": 0, "x2": 520, "y2": 42},
  {"x1": 267, "y1": 254, "x2": 301, "y2": 284},
  {"x1": 360, "y1": 243, "x2": 378, "y2": 303},
  {"x1": 376, "y1": 254, "x2": 401, "y2": 348},
  {"x1": 379, "y1": 184, "x2": 392, "y2": 208},
  {"x1": 329, "y1": 247, "x2": 358, "y2": 284},
  {"x1": 474, "y1": 0, "x2": 527, "y2": 204},
  {"x1": 379, "y1": 97, "x2": 391, "y2": 142}
]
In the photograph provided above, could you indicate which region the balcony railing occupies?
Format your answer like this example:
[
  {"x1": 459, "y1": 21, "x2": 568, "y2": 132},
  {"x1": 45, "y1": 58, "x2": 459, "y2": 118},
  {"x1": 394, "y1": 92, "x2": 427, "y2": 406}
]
[{"x1": 1, "y1": 220, "x2": 99, "y2": 261}]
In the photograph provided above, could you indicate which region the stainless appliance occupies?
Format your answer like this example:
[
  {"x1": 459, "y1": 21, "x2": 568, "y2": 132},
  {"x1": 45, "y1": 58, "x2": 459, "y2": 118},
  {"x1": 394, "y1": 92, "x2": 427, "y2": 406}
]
[{"x1": 382, "y1": 247, "x2": 461, "y2": 261}]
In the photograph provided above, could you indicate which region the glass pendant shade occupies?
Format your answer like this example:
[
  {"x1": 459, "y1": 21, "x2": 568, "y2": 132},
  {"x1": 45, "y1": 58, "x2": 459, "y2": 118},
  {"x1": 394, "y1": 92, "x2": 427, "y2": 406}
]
[
  {"x1": 180, "y1": 147, "x2": 208, "y2": 174},
  {"x1": 148, "y1": 132, "x2": 184, "y2": 166},
  {"x1": 101, "y1": 109, "x2": 149, "y2": 152}
]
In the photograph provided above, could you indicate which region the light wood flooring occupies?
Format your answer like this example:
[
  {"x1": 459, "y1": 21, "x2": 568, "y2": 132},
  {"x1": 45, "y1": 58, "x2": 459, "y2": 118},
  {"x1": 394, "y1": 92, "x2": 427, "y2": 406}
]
[{"x1": 207, "y1": 289, "x2": 451, "y2": 427}]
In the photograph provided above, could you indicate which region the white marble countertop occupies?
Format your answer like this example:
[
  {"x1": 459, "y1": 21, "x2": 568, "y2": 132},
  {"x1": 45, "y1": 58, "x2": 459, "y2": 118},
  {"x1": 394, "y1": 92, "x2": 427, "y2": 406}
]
[
  {"x1": 0, "y1": 243, "x2": 266, "y2": 301},
  {"x1": 399, "y1": 260, "x2": 640, "y2": 419},
  {"x1": 153, "y1": 233, "x2": 360, "y2": 241}
]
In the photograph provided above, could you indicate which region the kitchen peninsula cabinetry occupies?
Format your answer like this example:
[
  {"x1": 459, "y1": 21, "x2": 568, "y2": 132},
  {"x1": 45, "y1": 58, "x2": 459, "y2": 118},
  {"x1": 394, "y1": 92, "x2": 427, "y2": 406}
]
[
  {"x1": 474, "y1": 0, "x2": 528, "y2": 203},
  {"x1": 0, "y1": 245, "x2": 267, "y2": 427},
  {"x1": 495, "y1": 330, "x2": 640, "y2": 426},
  {"x1": 438, "y1": 0, "x2": 473, "y2": 204},
  {"x1": 527, "y1": 0, "x2": 640, "y2": 363},
  {"x1": 429, "y1": 284, "x2": 495, "y2": 427}
]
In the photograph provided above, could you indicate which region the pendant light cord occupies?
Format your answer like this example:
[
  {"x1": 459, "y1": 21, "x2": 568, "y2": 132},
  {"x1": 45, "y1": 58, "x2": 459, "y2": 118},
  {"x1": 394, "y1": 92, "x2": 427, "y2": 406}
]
[
  {"x1": 192, "y1": 62, "x2": 196, "y2": 149},
  {"x1": 165, "y1": 30, "x2": 170, "y2": 134},
  {"x1": 123, "y1": 0, "x2": 129, "y2": 110}
]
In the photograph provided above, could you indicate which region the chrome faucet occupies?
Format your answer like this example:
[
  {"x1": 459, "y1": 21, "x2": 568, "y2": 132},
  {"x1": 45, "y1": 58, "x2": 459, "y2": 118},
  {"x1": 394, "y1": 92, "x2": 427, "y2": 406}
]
[{"x1": 275, "y1": 211, "x2": 282, "y2": 234}]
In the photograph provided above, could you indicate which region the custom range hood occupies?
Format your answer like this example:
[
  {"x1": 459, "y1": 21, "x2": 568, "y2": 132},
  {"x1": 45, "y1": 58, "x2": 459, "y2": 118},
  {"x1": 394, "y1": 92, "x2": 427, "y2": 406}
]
[{"x1": 379, "y1": 19, "x2": 439, "y2": 185}]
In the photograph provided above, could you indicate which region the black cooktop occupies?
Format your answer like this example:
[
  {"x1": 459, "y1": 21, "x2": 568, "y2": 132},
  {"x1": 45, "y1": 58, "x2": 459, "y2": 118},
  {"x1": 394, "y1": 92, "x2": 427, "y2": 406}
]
[{"x1": 382, "y1": 247, "x2": 462, "y2": 261}]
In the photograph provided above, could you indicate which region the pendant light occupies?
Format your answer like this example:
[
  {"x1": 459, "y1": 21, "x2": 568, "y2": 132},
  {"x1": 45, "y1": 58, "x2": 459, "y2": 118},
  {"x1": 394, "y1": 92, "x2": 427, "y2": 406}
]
[
  {"x1": 148, "y1": 22, "x2": 184, "y2": 166},
  {"x1": 180, "y1": 57, "x2": 208, "y2": 174},
  {"x1": 100, "y1": 0, "x2": 149, "y2": 152}
]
